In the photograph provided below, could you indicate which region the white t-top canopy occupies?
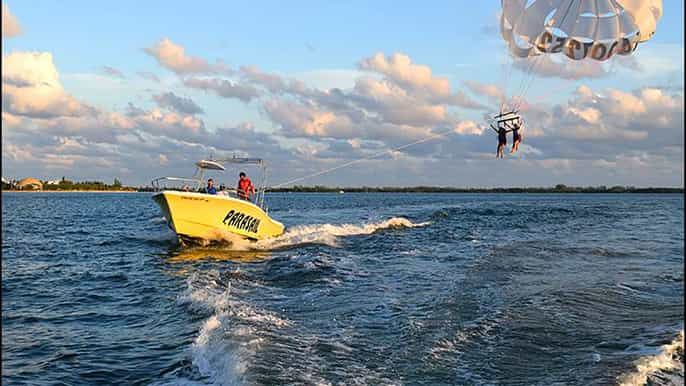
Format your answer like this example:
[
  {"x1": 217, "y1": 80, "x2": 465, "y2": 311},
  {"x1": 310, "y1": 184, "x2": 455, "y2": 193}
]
[
  {"x1": 195, "y1": 160, "x2": 226, "y2": 170},
  {"x1": 196, "y1": 157, "x2": 264, "y2": 170}
]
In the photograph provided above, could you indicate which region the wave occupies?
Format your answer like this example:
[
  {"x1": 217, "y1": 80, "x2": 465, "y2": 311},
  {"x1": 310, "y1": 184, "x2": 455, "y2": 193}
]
[
  {"x1": 150, "y1": 216, "x2": 167, "y2": 224},
  {"x1": 172, "y1": 271, "x2": 289, "y2": 385},
  {"x1": 617, "y1": 330, "x2": 684, "y2": 386},
  {"x1": 202, "y1": 217, "x2": 429, "y2": 252}
]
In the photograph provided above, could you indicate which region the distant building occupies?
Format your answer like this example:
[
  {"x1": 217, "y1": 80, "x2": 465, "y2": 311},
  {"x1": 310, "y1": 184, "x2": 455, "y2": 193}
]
[
  {"x1": 17, "y1": 178, "x2": 43, "y2": 190},
  {"x1": 46, "y1": 180, "x2": 61, "y2": 185}
]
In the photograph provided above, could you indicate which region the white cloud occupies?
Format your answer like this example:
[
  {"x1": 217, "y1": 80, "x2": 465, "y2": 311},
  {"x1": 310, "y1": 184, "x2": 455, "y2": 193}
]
[
  {"x1": 152, "y1": 91, "x2": 204, "y2": 115},
  {"x1": 183, "y1": 77, "x2": 259, "y2": 102},
  {"x1": 2, "y1": 43, "x2": 683, "y2": 187},
  {"x1": 144, "y1": 38, "x2": 231, "y2": 75},
  {"x1": 359, "y1": 52, "x2": 451, "y2": 97},
  {"x1": 463, "y1": 80, "x2": 505, "y2": 102},
  {"x1": 2, "y1": 52, "x2": 94, "y2": 118},
  {"x1": 2, "y1": 3, "x2": 21, "y2": 38},
  {"x1": 453, "y1": 120, "x2": 484, "y2": 135},
  {"x1": 512, "y1": 54, "x2": 643, "y2": 80}
]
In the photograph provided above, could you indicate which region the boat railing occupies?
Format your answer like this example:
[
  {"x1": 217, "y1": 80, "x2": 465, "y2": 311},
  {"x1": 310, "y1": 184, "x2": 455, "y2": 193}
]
[
  {"x1": 151, "y1": 176, "x2": 203, "y2": 191},
  {"x1": 151, "y1": 176, "x2": 267, "y2": 210},
  {"x1": 151, "y1": 157, "x2": 270, "y2": 211}
]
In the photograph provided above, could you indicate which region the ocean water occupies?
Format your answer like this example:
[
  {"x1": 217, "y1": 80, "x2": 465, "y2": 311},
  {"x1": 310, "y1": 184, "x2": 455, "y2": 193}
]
[{"x1": 1, "y1": 192, "x2": 683, "y2": 386}]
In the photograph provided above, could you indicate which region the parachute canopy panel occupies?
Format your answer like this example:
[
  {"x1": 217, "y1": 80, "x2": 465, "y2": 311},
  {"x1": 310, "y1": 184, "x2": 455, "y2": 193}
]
[{"x1": 501, "y1": 0, "x2": 663, "y2": 61}]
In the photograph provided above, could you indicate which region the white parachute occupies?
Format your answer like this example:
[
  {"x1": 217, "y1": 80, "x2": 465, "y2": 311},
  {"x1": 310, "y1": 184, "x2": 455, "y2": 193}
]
[
  {"x1": 502, "y1": 0, "x2": 663, "y2": 61},
  {"x1": 492, "y1": 0, "x2": 663, "y2": 135}
]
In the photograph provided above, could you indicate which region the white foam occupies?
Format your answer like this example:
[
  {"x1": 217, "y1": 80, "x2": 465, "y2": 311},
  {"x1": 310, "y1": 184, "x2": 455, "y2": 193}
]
[
  {"x1": 201, "y1": 217, "x2": 429, "y2": 252},
  {"x1": 149, "y1": 378, "x2": 212, "y2": 386},
  {"x1": 175, "y1": 270, "x2": 291, "y2": 385},
  {"x1": 617, "y1": 330, "x2": 684, "y2": 386},
  {"x1": 150, "y1": 216, "x2": 167, "y2": 224},
  {"x1": 256, "y1": 217, "x2": 430, "y2": 251},
  {"x1": 176, "y1": 272, "x2": 231, "y2": 314}
]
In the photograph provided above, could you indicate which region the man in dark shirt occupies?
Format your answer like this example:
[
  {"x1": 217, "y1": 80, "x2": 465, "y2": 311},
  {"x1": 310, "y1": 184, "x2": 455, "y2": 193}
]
[
  {"x1": 206, "y1": 178, "x2": 217, "y2": 195},
  {"x1": 491, "y1": 124, "x2": 508, "y2": 159}
]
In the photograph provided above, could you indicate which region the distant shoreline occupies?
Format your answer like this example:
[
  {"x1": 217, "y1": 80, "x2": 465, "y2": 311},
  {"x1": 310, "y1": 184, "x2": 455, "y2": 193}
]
[
  {"x1": 2, "y1": 190, "x2": 138, "y2": 193},
  {"x1": 3, "y1": 187, "x2": 683, "y2": 194},
  {"x1": 263, "y1": 186, "x2": 684, "y2": 194}
]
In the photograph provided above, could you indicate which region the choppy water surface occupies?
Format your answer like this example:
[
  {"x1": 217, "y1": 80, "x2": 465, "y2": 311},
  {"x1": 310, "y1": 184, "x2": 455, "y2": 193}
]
[{"x1": 2, "y1": 192, "x2": 683, "y2": 385}]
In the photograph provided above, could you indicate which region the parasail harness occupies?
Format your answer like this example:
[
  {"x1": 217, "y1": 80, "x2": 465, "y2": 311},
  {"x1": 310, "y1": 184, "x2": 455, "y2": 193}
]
[{"x1": 489, "y1": 110, "x2": 522, "y2": 134}]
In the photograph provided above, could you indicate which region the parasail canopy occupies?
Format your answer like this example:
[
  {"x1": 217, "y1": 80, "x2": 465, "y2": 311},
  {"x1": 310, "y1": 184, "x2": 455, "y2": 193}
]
[{"x1": 501, "y1": 0, "x2": 663, "y2": 61}]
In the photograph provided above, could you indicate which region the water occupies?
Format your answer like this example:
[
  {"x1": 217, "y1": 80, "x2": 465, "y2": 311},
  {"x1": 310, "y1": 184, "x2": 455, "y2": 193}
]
[{"x1": 2, "y1": 192, "x2": 683, "y2": 386}]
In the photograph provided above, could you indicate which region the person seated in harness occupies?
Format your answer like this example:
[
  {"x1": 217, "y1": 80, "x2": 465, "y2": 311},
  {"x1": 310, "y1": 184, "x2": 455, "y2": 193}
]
[
  {"x1": 490, "y1": 112, "x2": 522, "y2": 158},
  {"x1": 510, "y1": 119, "x2": 523, "y2": 153},
  {"x1": 490, "y1": 122, "x2": 510, "y2": 159},
  {"x1": 237, "y1": 172, "x2": 255, "y2": 201}
]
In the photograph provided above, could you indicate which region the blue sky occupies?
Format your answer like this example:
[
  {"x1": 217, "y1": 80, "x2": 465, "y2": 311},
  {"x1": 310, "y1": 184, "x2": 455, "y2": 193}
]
[{"x1": 2, "y1": 1, "x2": 684, "y2": 187}]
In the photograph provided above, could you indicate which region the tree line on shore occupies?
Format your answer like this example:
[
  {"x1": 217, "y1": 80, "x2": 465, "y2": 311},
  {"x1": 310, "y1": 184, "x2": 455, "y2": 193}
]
[
  {"x1": 3, "y1": 179, "x2": 682, "y2": 193},
  {"x1": 2, "y1": 177, "x2": 135, "y2": 191},
  {"x1": 265, "y1": 184, "x2": 683, "y2": 193}
]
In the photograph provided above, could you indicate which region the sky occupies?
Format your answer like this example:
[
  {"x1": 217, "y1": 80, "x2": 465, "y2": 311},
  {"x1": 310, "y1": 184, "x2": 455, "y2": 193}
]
[{"x1": 2, "y1": 1, "x2": 684, "y2": 187}]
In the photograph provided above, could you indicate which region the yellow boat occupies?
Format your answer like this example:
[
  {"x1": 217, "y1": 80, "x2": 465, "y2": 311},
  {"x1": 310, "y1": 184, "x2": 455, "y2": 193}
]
[{"x1": 152, "y1": 157, "x2": 284, "y2": 243}]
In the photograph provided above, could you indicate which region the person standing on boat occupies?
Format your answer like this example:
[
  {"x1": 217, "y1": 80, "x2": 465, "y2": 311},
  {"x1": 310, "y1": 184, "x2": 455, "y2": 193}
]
[
  {"x1": 206, "y1": 178, "x2": 217, "y2": 195},
  {"x1": 237, "y1": 172, "x2": 255, "y2": 201}
]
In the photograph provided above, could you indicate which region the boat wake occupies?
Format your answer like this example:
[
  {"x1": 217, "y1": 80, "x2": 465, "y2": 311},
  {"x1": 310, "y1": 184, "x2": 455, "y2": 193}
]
[
  {"x1": 201, "y1": 217, "x2": 430, "y2": 252},
  {"x1": 158, "y1": 270, "x2": 290, "y2": 386},
  {"x1": 617, "y1": 330, "x2": 684, "y2": 386}
]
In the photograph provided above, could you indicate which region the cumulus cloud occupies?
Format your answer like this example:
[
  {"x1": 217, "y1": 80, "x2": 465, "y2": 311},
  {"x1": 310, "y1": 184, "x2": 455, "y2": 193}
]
[
  {"x1": 2, "y1": 3, "x2": 21, "y2": 38},
  {"x1": 152, "y1": 91, "x2": 204, "y2": 115},
  {"x1": 2, "y1": 52, "x2": 94, "y2": 118},
  {"x1": 1, "y1": 50, "x2": 242, "y2": 182},
  {"x1": 183, "y1": 77, "x2": 259, "y2": 102},
  {"x1": 2, "y1": 43, "x2": 682, "y2": 187},
  {"x1": 463, "y1": 80, "x2": 505, "y2": 102},
  {"x1": 143, "y1": 46, "x2": 485, "y2": 148},
  {"x1": 358, "y1": 52, "x2": 486, "y2": 110},
  {"x1": 125, "y1": 103, "x2": 205, "y2": 141},
  {"x1": 144, "y1": 38, "x2": 231, "y2": 75},
  {"x1": 453, "y1": 120, "x2": 485, "y2": 135},
  {"x1": 359, "y1": 53, "x2": 451, "y2": 97},
  {"x1": 246, "y1": 52, "x2": 488, "y2": 150},
  {"x1": 263, "y1": 98, "x2": 359, "y2": 139},
  {"x1": 513, "y1": 54, "x2": 642, "y2": 80},
  {"x1": 552, "y1": 85, "x2": 684, "y2": 141},
  {"x1": 239, "y1": 65, "x2": 287, "y2": 93}
]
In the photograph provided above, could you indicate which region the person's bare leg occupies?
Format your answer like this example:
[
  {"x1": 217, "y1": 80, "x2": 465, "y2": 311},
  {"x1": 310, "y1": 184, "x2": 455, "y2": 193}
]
[{"x1": 511, "y1": 140, "x2": 520, "y2": 153}]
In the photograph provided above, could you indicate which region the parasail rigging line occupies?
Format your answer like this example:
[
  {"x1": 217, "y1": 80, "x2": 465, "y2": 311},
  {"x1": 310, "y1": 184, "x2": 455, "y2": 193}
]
[
  {"x1": 512, "y1": 54, "x2": 545, "y2": 111},
  {"x1": 268, "y1": 126, "x2": 461, "y2": 189}
]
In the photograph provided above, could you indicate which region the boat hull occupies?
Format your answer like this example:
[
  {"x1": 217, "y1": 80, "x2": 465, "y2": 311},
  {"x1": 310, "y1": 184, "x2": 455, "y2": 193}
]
[{"x1": 153, "y1": 191, "x2": 284, "y2": 241}]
